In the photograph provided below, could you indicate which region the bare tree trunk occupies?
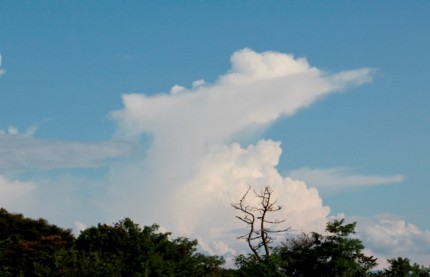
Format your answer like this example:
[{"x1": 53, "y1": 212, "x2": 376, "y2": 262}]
[{"x1": 231, "y1": 185, "x2": 289, "y2": 260}]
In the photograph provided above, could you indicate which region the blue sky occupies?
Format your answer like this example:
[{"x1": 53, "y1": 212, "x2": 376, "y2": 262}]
[{"x1": 1, "y1": 1, "x2": 429, "y2": 267}]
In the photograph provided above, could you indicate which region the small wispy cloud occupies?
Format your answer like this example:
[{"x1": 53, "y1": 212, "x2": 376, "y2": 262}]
[
  {"x1": 117, "y1": 53, "x2": 139, "y2": 62},
  {"x1": 288, "y1": 167, "x2": 405, "y2": 190},
  {"x1": 0, "y1": 134, "x2": 135, "y2": 174},
  {"x1": 0, "y1": 53, "x2": 5, "y2": 76}
]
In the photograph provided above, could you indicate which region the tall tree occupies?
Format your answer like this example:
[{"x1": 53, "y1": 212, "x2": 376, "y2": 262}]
[
  {"x1": 275, "y1": 219, "x2": 377, "y2": 277},
  {"x1": 231, "y1": 186, "x2": 289, "y2": 261}
]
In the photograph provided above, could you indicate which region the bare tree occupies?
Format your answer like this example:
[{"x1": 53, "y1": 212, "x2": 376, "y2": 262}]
[{"x1": 231, "y1": 185, "x2": 289, "y2": 260}]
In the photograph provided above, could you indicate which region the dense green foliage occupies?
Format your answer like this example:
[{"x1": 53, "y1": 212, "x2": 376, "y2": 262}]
[
  {"x1": 234, "y1": 253, "x2": 285, "y2": 277},
  {"x1": 1, "y1": 208, "x2": 429, "y2": 276},
  {"x1": 0, "y1": 208, "x2": 224, "y2": 276},
  {"x1": 274, "y1": 219, "x2": 377, "y2": 276},
  {"x1": 233, "y1": 219, "x2": 378, "y2": 277},
  {"x1": 372, "y1": 257, "x2": 430, "y2": 277},
  {"x1": 0, "y1": 208, "x2": 75, "y2": 276},
  {"x1": 233, "y1": 219, "x2": 430, "y2": 277}
]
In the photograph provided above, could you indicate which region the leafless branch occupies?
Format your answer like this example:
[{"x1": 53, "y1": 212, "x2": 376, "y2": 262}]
[{"x1": 232, "y1": 185, "x2": 290, "y2": 259}]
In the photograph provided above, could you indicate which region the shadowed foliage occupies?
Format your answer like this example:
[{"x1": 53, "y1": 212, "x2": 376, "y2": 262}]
[
  {"x1": 2, "y1": 207, "x2": 429, "y2": 276},
  {"x1": 0, "y1": 208, "x2": 225, "y2": 276}
]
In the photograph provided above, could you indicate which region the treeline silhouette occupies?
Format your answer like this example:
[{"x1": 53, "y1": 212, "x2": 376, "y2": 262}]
[{"x1": 1, "y1": 208, "x2": 428, "y2": 276}]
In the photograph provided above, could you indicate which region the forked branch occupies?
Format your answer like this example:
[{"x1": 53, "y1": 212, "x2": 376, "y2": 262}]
[{"x1": 231, "y1": 185, "x2": 290, "y2": 260}]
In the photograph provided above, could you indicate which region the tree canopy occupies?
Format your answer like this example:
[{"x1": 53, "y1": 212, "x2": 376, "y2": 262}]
[
  {"x1": 2, "y1": 196, "x2": 429, "y2": 276},
  {"x1": 274, "y1": 219, "x2": 377, "y2": 276},
  {"x1": 0, "y1": 208, "x2": 225, "y2": 276},
  {"x1": 376, "y1": 257, "x2": 430, "y2": 277}
]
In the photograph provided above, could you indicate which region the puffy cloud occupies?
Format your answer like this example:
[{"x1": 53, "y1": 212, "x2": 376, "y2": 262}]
[
  {"x1": 0, "y1": 175, "x2": 35, "y2": 209},
  {"x1": 105, "y1": 139, "x2": 330, "y2": 257},
  {"x1": 288, "y1": 167, "x2": 405, "y2": 190},
  {"x1": 357, "y1": 215, "x2": 430, "y2": 267},
  {"x1": 171, "y1": 141, "x2": 329, "y2": 251},
  {"x1": 74, "y1": 221, "x2": 88, "y2": 236},
  {"x1": 111, "y1": 48, "x2": 373, "y2": 141},
  {"x1": 106, "y1": 49, "x2": 373, "y2": 255},
  {"x1": 0, "y1": 125, "x2": 38, "y2": 137}
]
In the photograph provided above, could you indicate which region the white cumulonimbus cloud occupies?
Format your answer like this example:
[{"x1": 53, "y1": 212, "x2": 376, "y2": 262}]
[
  {"x1": 107, "y1": 48, "x2": 375, "y2": 255},
  {"x1": 1, "y1": 49, "x2": 420, "y2": 263}
]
